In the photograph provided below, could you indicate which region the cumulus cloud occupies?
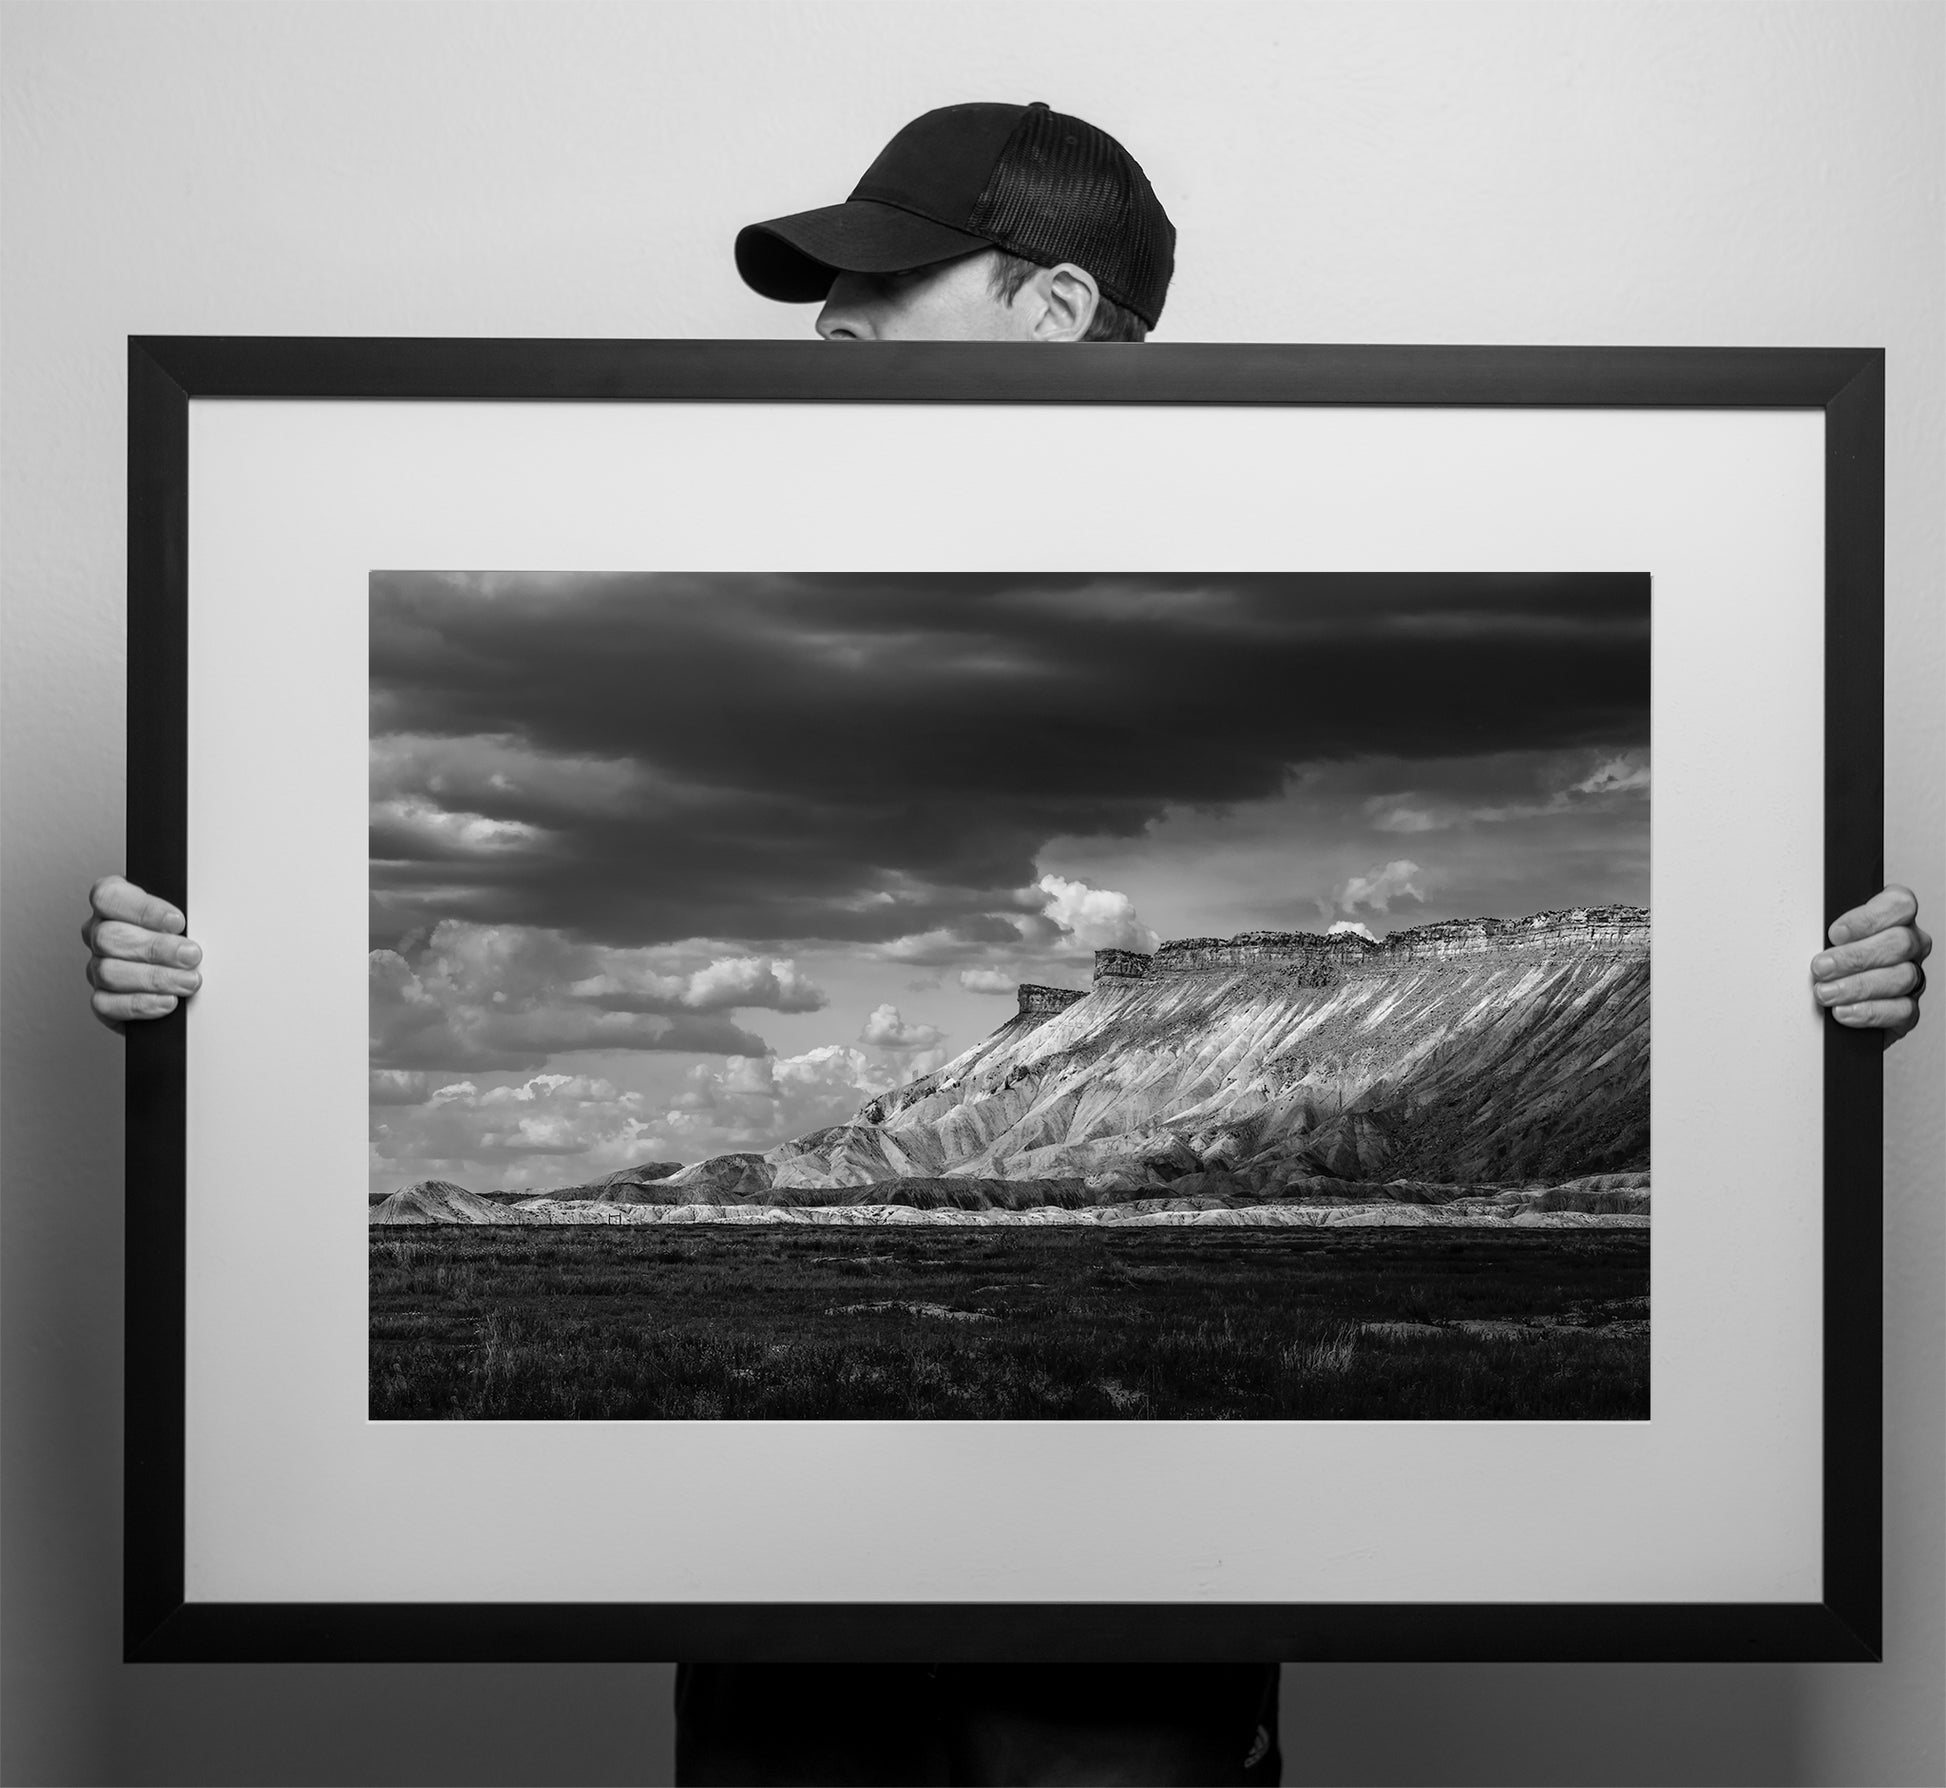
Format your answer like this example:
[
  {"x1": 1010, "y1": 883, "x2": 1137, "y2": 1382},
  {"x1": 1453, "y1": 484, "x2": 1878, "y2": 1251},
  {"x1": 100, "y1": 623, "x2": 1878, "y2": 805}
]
[
  {"x1": 827, "y1": 875, "x2": 1153, "y2": 994},
  {"x1": 369, "y1": 1071, "x2": 663, "y2": 1191},
  {"x1": 662, "y1": 1033, "x2": 958, "y2": 1157},
  {"x1": 372, "y1": 1031, "x2": 971, "y2": 1189},
  {"x1": 369, "y1": 921, "x2": 824, "y2": 1073},
  {"x1": 859, "y1": 1003, "x2": 945, "y2": 1050},
  {"x1": 849, "y1": 877, "x2": 1150, "y2": 979},
  {"x1": 369, "y1": 1068, "x2": 440, "y2": 1106},
  {"x1": 569, "y1": 953, "x2": 825, "y2": 1014},
  {"x1": 1033, "y1": 874, "x2": 1158, "y2": 953},
  {"x1": 1337, "y1": 860, "x2": 1428, "y2": 915},
  {"x1": 666, "y1": 1045, "x2": 887, "y2": 1151},
  {"x1": 1326, "y1": 919, "x2": 1377, "y2": 941}
]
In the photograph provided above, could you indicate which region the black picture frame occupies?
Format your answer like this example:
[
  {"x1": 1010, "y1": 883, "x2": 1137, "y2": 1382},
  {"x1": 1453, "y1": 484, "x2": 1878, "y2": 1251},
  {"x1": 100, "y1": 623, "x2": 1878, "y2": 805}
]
[{"x1": 125, "y1": 338, "x2": 1884, "y2": 1664}]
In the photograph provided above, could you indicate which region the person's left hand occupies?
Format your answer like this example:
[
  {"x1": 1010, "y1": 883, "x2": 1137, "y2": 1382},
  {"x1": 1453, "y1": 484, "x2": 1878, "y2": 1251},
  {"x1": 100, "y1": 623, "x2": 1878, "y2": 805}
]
[{"x1": 1812, "y1": 884, "x2": 1928, "y2": 1043}]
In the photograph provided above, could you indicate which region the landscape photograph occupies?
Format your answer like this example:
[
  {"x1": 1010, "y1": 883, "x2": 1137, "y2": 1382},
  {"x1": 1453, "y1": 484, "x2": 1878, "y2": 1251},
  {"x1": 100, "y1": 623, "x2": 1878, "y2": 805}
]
[{"x1": 369, "y1": 570, "x2": 1650, "y2": 1422}]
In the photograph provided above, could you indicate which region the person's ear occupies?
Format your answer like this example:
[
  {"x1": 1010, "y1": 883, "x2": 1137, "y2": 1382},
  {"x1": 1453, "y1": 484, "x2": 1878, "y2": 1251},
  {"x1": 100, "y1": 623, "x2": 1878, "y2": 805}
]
[{"x1": 1031, "y1": 262, "x2": 1100, "y2": 342}]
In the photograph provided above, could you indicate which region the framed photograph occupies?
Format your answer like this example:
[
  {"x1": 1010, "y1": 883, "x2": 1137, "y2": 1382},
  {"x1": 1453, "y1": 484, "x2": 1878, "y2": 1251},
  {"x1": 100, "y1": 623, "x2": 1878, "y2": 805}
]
[{"x1": 126, "y1": 339, "x2": 1882, "y2": 1662}]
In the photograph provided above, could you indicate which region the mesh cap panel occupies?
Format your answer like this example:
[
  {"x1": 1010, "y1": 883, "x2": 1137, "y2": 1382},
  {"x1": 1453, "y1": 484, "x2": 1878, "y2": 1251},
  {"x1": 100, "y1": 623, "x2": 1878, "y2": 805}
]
[{"x1": 967, "y1": 104, "x2": 1176, "y2": 327}]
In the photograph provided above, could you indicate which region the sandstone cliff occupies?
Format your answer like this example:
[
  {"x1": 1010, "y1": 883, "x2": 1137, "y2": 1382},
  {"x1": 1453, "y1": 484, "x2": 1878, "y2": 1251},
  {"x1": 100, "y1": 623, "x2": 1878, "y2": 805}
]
[
  {"x1": 789, "y1": 905, "x2": 1647, "y2": 1191},
  {"x1": 372, "y1": 907, "x2": 1650, "y2": 1222}
]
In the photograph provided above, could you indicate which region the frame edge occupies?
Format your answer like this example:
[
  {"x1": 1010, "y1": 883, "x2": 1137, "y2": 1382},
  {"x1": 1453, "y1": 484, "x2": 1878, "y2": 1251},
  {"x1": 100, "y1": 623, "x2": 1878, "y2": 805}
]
[
  {"x1": 122, "y1": 338, "x2": 1888, "y2": 1664},
  {"x1": 124, "y1": 338, "x2": 192, "y2": 1659},
  {"x1": 1819, "y1": 349, "x2": 1887, "y2": 1660}
]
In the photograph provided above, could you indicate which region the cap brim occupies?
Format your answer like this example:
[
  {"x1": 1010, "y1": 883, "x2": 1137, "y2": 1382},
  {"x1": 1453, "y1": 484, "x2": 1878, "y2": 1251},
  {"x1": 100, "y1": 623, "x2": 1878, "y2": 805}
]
[{"x1": 735, "y1": 200, "x2": 996, "y2": 303}]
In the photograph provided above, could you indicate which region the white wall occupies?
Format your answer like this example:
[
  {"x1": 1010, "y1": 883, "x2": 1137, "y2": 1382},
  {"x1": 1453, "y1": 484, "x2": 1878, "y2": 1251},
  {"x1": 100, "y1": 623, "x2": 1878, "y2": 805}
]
[{"x1": 2, "y1": 4, "x2": 1938, "y2": 1783}]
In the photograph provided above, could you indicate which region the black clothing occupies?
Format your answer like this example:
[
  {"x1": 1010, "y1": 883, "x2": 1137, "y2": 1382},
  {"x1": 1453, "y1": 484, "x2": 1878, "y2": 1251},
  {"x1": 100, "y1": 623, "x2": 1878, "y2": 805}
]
[{"x1": 675, "y1": 1662, "x2": 1280, "y2": 1785}]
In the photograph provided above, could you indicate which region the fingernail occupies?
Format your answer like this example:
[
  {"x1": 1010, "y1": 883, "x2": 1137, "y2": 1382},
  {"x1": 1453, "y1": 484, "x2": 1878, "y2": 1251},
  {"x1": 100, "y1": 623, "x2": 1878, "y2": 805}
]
[
  {"x1": 164, "y1": 909, "x2": 184, "y2": 930},
  {"x1": 176, "y1": 941, "x2": 202, "y2": 967},
  {"x1": 1812, "y1": 954, "x2": 1834, "y2": 976}
]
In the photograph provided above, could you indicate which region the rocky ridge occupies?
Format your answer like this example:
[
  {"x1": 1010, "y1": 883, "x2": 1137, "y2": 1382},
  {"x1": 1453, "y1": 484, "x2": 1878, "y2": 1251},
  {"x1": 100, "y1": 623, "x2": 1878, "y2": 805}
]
[
  {"x1": 837, "y1": 904, "x2": 1648, "y2": 1190},
  {"x1": 371, "y1": 907, "x2": 1650, "y2": 1227},
  {"x1": 1139, "y1": 906, "x2": 1646, "y2": 979}
]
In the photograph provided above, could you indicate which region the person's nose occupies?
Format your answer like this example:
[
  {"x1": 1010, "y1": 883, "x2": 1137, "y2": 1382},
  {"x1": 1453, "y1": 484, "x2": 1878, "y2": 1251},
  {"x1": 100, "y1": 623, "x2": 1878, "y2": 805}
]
[{"x1": 816, "y1": 273, "x2": 879, "y2": 341}]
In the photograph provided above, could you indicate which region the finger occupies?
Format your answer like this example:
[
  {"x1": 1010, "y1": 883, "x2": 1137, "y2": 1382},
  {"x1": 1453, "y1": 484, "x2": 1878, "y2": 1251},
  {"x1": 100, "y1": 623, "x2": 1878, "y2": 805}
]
[
  {"x1": 86, "y1": 919, "x2": 203, "y2": 969},
  {"x1": 1811, "y1": 925, "x2": 1921, "y2": 981},
  {"x1": 91, "y1": 988, "x2": 179, "y2": 1025},
  {"x1": 1831, "y1": 997, "x2": 1919, "y2": 1036},
  {"x1": 86, "y1": 957, "x2": 203, "y2": 998},
  {"x1": 1828, "y1": 885, "x2": 1919, "y2": 947},
  {"x1": 88, "y1": 875, "x2": 186, "y2": 935},
  {"x1": 1812, "y1": 961, "x2": 1924, "y2": 1007}
]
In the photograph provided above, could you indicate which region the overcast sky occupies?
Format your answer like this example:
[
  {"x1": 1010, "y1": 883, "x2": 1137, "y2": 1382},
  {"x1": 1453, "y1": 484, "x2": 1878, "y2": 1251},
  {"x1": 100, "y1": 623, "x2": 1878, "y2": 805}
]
[{"x1": 369, "y1": 570, "x2": 1648, "y2": 1193}]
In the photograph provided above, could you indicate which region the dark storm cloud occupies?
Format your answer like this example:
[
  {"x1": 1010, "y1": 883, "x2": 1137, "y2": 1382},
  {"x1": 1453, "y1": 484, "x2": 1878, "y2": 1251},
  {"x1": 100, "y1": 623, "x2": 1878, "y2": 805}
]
[{"x1": 370, "y1": 571, "x2": 1647, "y2": 948}]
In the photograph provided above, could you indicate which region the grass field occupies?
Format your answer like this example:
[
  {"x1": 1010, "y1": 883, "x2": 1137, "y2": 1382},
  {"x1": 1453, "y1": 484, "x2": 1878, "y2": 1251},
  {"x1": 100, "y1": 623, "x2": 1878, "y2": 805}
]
[{"x1": 370, "y1": 1225, "x2": 1647, "y2": 1421}]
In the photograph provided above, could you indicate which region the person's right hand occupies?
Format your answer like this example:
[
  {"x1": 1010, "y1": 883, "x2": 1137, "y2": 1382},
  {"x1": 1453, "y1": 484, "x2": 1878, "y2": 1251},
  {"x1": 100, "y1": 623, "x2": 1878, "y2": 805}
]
[{"x1": 84, "y1": 876, "x2": 202, "y2": 1029}]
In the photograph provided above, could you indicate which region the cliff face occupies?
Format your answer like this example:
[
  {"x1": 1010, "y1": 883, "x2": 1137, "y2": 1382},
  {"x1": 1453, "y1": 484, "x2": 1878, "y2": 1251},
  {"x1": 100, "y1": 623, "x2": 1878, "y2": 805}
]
[
  {"x1": 1017, "y1": 983, "x2": 1086, "y2": 1016},
  {"x1": 803, "y1": 906, "x2": 1648, "y2": 1191},
  {"x1": 373, "y1": 907, "x2": 1653, "y2": 1220},
  {"x1": 1099, "y1": 905, "x2": 1649, "y2": 981}
]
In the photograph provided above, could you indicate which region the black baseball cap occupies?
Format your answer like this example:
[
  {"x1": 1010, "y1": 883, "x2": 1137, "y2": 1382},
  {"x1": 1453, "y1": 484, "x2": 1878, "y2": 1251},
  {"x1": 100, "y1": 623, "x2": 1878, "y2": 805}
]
[{"x1": 736, "y1": 101, "x2": 1176, "y2": 328}]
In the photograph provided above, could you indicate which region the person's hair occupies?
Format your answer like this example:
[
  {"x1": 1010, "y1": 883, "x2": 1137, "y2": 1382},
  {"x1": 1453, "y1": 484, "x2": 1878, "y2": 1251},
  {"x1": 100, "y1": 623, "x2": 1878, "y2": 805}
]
[{"x1": 986, "y1": 251, "x2": 1149, "y2": 342}]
